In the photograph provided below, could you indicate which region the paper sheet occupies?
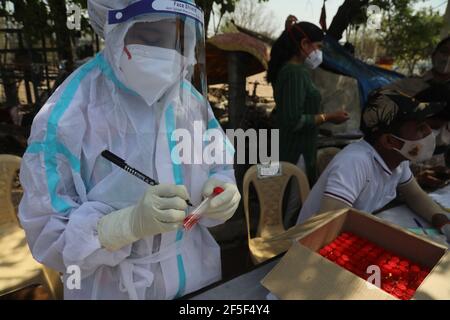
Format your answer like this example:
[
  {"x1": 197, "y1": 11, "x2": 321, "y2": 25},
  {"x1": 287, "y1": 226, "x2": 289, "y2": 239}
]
[{"x1": 429, "y1": 185, "x2": 450, "y2": 211}]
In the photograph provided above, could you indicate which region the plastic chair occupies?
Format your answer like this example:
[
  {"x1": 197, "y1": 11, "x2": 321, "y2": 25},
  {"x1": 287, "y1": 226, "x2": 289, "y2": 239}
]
[
  {"x1": 0, "y1": 154, "x2": 63, "y2": 300},
  {"x1": 243, "y1": 162, "x2": 311, "y2": 265},
  {"x1": 316, "y1": 147, "x2": 341, "y2": 178},
  {"x1": 0, "y1": 154, "x2": 21, "y2": 226}
]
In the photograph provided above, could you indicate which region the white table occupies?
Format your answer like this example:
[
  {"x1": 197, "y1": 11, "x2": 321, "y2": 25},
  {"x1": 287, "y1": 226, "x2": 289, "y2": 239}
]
[
  {"x1": 188, "y1": 259, "x2": 278, "y2": 300},
  {"x1": 375, "y1": 205, "x2": 449, "y2": 247},
  {"x1": 376, "y1": 184, "x2": 450, "y2": 247}
]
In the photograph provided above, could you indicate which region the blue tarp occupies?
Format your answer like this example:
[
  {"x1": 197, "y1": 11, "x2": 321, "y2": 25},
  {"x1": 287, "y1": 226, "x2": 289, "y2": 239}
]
[{"x1": 322, "y1": 35, "x2": 405, "y2": 107}]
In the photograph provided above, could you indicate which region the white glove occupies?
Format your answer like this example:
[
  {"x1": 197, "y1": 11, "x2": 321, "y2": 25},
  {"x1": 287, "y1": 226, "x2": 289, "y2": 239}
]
[
  {"x1": 98, "y1": 184, "x2": 189, "y2": 251},
  {"x1": 201, "y1": 178, "x2": 241, "y2": 222},
  {"x1": 441, "y1": 224, "x2": 450, "y2": 243}
]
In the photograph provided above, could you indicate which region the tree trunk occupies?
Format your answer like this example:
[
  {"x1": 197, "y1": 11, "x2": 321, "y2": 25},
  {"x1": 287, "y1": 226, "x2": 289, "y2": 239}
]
[
  {"x1": 204, "y1": 7, "x2": 213, "y2": 38},
  {"x1": 48, "y1": 0, "x2": 74, "y2": 72},
  {"x1": 441, "y1": 1, "x2": 450, "y2": 39},
  {"x1": 328, "y1": 0, "x2": 369, "y2": 41},
  {"x1": 0, "y1": 69, "x2": 19, "y2": 108},
  {"x1": 197, "y1": 0, "x2": 214, "y2": 38}
]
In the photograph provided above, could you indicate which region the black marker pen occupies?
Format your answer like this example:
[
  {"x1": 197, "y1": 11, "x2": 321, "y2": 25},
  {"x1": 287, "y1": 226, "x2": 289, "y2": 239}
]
[{"x1": 101, "y1": 150, "x2": 193, "y2": 207}]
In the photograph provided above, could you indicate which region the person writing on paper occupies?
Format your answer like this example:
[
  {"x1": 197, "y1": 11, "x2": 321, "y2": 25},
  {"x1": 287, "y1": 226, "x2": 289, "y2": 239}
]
[
  {"x1": 18, "y1": 0, "x2": 240, "y2": 300},
  {"x1": 383, "y1": 37, "x2": 450, "y2": 184},
  {"x1": 421, "y1": 36, "x2": 450, "y2": 147},
  {"x1": 385, "y1": 36, "x2": 450, "y2": 153},
  {"x1": 296, "y1": 90, "x2": 450, "y2": 242}
]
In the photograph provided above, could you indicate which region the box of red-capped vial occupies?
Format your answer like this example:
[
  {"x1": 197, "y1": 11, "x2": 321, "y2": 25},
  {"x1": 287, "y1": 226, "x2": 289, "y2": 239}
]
[{"x1": 261, "y1": 209, "x2": 449, "y2": 300}]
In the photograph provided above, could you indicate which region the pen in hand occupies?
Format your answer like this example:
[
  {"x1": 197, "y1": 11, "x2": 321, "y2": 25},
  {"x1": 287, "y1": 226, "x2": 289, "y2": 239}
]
[
  {"x1": 101, "y1": 150, "x2": 193, "y2": 207},
  {"x1": 413, "y1": 218, "x2": 429, "y2": 236}
]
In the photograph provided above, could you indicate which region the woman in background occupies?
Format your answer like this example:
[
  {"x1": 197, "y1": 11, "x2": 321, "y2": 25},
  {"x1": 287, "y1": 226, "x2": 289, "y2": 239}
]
[{"x1": 267, "y1": 17, "x2": 349, "y2": 226}]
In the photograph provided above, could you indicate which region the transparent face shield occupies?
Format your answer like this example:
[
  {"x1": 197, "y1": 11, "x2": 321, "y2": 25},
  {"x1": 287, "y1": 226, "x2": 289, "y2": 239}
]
[{"x1": 108, "y1": 0, "x2": 208, "y2": 108}]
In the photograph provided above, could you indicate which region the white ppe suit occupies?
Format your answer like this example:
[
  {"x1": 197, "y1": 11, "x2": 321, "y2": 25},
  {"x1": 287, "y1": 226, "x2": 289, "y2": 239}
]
[{"x1": 18, "y1": 0, "x2": 236, "y2": 300}]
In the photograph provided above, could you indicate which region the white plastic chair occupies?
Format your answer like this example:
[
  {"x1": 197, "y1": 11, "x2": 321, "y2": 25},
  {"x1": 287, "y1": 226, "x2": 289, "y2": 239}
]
[
  {"x1": 0, "y1": 154, "x2": 63, "y2": 299},
  {"x1": 243, "y1": 162, "x2": 311, "y2": 264}
]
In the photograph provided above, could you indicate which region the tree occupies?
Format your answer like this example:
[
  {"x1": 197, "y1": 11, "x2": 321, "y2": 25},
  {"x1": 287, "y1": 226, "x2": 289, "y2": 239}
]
[
  {"x1": 442, "y1": 0, "x2": 450, "y2": 39},
  {"x1": 328, "y1": 0, "x2": 370, "y2": 41},
  {"x1": 331, "y1": 0, "x2": 444, "y2": 74},
  {"x1": 0, "y1": 0, "x2": 92, "y2": 110},
  {"x1": 196, "y1": 0, "x2": 268, "y2": 38},
  {"x1": 5, "y1": 0, "x2": 90, "y2": 72},
  {"x1": 376, "y1": 0, "x2": 443, "y2": 74},
  {"x1": 48, "y1": 0, "x2": 74, "y2": 71},
  {"x1": 197, "y1": 0, "x2": 232, "y2": 37},
  {"x1": 218, "y1": 0, "x2": 277, "y2": 38}
]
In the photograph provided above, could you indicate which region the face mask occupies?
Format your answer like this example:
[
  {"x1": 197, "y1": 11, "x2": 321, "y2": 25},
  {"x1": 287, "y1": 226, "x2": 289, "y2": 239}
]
[
  {"x1": 432, "y1": 129, "x2": 441, "y2": 138},
  {"x1": 392, "y1": 133, "x2": 436, "y2": 163},
  {"x1": 433, "y1": 55, "x2": 450, "y2": 75},
  {"x1": 304, "y1": 49, "x2": 323, "y2": 70},
  {"x1": 435, "y1": 123, "x2": 450, "y2": 145},
  {"x1": 441, "y1": 123, "x2": 450, "y2": 145},
  {"x1": 119, "y1": 45, "x2": 184, "y2": 106}
]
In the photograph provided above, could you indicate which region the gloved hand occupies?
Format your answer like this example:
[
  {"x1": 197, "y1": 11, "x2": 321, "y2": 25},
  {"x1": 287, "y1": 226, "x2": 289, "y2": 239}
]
[
  {"x1": 98, "y1": 184, "x2": 189, "y2": 251},
  {"x1": 441, "y1": 224, "x2": 450, "y2": 243},
  {"x1": 201, "y1": 179, "x2": 241, "y2": 222}
]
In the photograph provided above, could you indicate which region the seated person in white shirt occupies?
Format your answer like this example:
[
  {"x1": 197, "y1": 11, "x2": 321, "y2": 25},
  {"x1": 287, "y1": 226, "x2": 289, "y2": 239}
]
[
  {"x1": 296, "y1": 89, "x2": 450, "y2": 242},
  {"x1": 384, "y1": 36, "x2": 450, "y2": 148}
]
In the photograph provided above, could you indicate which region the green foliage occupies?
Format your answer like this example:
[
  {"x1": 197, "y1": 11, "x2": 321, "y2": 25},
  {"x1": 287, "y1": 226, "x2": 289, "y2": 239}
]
[
  {"x1": 348, "y1": 0, "x2": 417, "y2": 27},
  {"x1": 375, "y1": 0, "x2": 443, "y2": 74},
  {"x1": 10, "y1": 0, "x2": 51, "y2": 38},
  {"x1": 3, "y1": 0, "x2": 267, "y2": 44},
  {"x1": 2, "y1": 0, "x2": 91, "y2": 43}
]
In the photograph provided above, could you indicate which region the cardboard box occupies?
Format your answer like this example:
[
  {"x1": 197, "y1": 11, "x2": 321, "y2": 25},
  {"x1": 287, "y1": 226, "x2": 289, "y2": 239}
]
[{"x1": 261, "y1": 209, "x2": 450, "y2": 300}]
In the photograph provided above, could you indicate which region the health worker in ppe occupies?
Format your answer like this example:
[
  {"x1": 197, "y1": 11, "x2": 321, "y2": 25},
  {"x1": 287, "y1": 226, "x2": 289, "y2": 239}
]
[{"x1": 18, "y1": 0, "x2": 240, "y2": 300}]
